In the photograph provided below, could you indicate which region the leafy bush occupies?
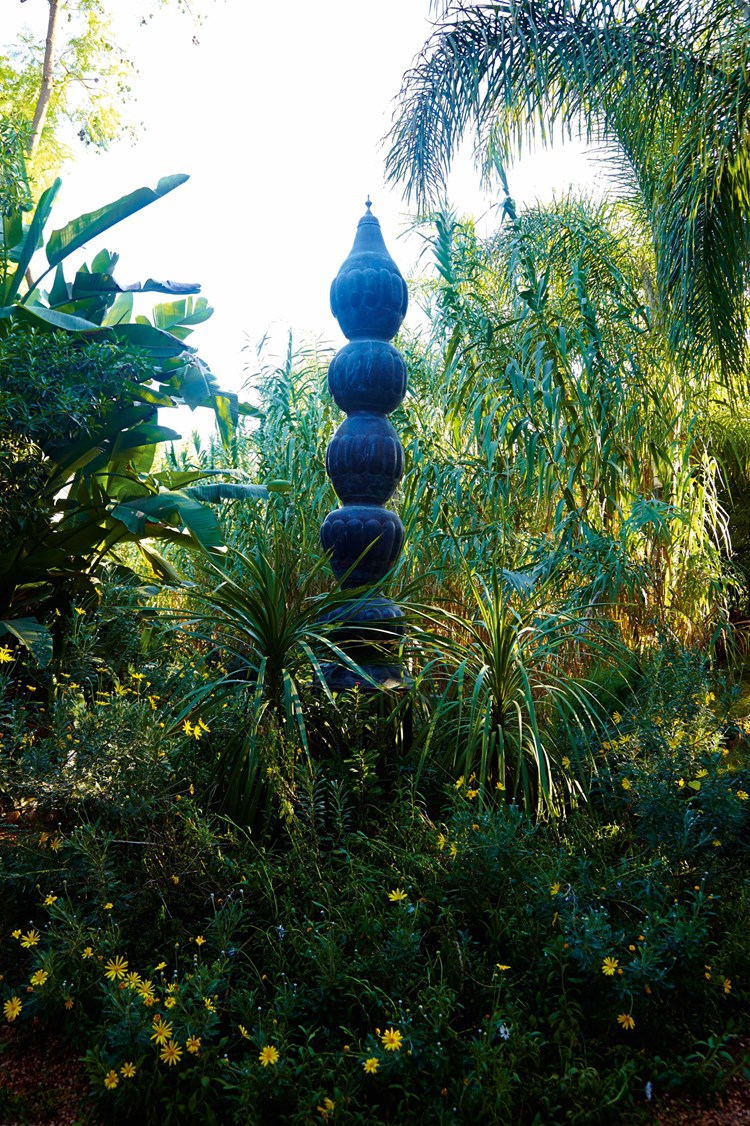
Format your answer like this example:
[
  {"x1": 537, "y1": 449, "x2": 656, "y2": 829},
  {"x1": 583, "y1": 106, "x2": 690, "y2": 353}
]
[{"x1": 1, "y1": 635, "x2": 748, "y2": 1123}]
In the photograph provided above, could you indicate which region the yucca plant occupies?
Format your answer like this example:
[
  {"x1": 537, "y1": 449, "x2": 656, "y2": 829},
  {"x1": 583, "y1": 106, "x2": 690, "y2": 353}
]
[
  {"x1": 162, "y1": 529, "x2": 376, "y2": 828},
  {"x1": 413, "y1": 565, "x2": 615, "y2": 816}
]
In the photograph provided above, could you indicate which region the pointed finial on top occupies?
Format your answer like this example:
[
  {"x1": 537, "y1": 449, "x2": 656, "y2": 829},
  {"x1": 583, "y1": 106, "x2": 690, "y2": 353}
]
[{"x1": 365, "y1": 196, "x2": 372, "y2": 212}]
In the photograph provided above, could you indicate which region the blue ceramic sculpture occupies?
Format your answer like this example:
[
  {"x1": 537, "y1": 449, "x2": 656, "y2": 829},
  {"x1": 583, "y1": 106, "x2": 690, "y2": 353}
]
[{"x1": 321, "y1": 201, "x2": 408, "y2": 689}]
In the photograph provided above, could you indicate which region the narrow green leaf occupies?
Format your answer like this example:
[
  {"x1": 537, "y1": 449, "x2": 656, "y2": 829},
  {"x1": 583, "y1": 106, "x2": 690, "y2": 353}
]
[{"x1": 3, "y1": 178, "x2": 61, "y2": 304}]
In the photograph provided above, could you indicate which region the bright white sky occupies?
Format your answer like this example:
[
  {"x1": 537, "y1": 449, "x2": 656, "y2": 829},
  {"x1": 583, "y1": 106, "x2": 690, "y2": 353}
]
[{"x1": 8, "y1": 0, "x2": 600, "y2": 430}]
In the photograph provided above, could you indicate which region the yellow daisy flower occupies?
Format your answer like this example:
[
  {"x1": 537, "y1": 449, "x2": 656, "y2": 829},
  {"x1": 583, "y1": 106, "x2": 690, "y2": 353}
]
[
  {"x1": 104, "y1": 956, "x2": 128, "y2": 981},
  {"x1": 3, "y1": 996, "x2": 22, "y2": 1022},
  {"x1": 258, "y1": 1044, "x2": 280, "y2": 1067},
  {"x1": 160, "y1": 1039, "x2": 183, "y2": 1067},
  {"x1": 380, "y1": 1027, "x2": 403, "y2": 1051}
]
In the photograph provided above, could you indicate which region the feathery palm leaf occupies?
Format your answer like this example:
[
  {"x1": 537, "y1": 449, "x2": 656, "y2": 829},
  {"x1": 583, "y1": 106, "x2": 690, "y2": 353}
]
[{"x1": 386, "y1": 0, "x2": 750, "y2": 379}]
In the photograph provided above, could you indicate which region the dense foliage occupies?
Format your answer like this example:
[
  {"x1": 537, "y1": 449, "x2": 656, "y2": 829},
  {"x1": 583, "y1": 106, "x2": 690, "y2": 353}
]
[
  {"x1": 1, "y1": 624, "x2": 749, "y2": 1123},
  {"x1": 2, "y1": 1, "x2": 750, "y2": 1119}
]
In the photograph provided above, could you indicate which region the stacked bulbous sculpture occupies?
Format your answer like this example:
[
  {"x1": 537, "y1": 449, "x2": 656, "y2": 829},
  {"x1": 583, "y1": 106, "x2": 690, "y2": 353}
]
[{"x1": 320, "y1": 200, "x2": 408, "y2": 690}]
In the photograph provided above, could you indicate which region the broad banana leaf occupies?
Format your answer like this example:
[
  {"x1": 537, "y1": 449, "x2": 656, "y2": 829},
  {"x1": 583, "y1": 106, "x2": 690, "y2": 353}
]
[
  {"x1": 0, "y1": 618, "x2": 53, "y2": 667},
  {"x1": 14, "y1": 304, "x2": 105, "y2": 333},
  {"x1": 111, "y1": 490, "x2": 225, "y2": 551},
  {"x1": 71, "y1": 272, "x2": 201, "y2": 300},
  {"x1": 45, "y1": 174, "x2": 189, "y2": 268},
  {"x1": 110, "y1": 323, "x2": 195, "y2": 358},
  {"x1": 185, "y1": 483, "x2": 269, "y2": 502}
]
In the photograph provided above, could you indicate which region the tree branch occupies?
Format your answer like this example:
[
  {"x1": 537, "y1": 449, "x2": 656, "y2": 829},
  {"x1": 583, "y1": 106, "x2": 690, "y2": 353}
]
[{"x1": 27, "y1": 0, "x2": 60, "y2": 159}]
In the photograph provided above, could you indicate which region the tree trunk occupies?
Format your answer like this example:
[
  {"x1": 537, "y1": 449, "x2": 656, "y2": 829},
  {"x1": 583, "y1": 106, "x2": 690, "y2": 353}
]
[{"x1": 27, "y1": 0, "x2": 59, "y2": 159}]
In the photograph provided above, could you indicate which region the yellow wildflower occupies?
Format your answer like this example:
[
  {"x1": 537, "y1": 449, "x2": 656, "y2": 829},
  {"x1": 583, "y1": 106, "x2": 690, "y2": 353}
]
[
  {"x1": 104, "y1": 1069, "x2": 119, "y2": 1089},
  {"x1": 160, "y1": 1039, "x2": 182, "y2": 1067},
  {"x1": 120, "y1": 1061, "x2": 136, "y2": 1079},
  {"x1": 151, "y1": 1018, "x2": 173, "y2": 1046},
  {"x1": 380, "y1": 1027, "x2": 403, "y2": 1051},
  {"x1": 363, "y1": 1056, "x2": 380, "y2": 1074},
  {"x1": 387, "y1": 888, "x2": 408, "y2": 903},
  {"x1": 3, "y1": 996, "x2": 22, "y2": 1022},
  {"x1": 104, "y1": 956, "x2": 128, "y2": 981},
  {"x1": 317, "y1": 1096, "x2": 335, "y2": 1120},
  {"x1": 20, "y1": 930, "x2": 40, "y2": 948},
  {"x1": 602, "y1": 957, "x2": 619, "y2": 976},
  {"x1": 617, "y1": 1013, "x2": 635, "y2": 1030},
  {"x1": 258, "y1": 1044, "x2": 280, "y2": 1067}
]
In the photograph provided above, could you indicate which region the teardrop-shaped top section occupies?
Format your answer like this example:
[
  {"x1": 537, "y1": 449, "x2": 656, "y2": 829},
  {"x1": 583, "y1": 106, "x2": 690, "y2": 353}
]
[{"x1": 330, "y1": 203, "x2": 409, "y2": 342}]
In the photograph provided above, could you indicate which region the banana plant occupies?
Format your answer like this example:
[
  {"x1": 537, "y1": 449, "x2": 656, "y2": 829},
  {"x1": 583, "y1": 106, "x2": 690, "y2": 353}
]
[{"x1": 0, "y1": 171, "x2": 265, "y2": 664}]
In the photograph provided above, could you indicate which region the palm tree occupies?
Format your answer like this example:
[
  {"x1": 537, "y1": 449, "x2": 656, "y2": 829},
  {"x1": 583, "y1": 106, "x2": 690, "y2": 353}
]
[{"x1": 385, "y1": 0, "x2": 750, "y2": 383}]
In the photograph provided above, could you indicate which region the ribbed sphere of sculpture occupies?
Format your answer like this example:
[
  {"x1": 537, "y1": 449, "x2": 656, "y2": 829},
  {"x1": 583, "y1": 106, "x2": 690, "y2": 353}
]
[
  {"x1": 328, "y1": 340, "x2": 407, "y2": 415},
  {"x1": 320, "y1": 505, "x2": 404, "y2": 587},
  {"x1": 326, "y1": 414, "x2": 404, "y2": 505},
  {"x1": 321, "y1": 595, "x2": 406, "y2": 645},
  {"x1": 330, "y1": 210, "x2": 408, "y2": 341}
]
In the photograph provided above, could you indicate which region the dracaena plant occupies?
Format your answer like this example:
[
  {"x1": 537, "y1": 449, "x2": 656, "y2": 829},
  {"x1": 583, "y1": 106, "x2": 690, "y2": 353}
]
[
  {"x1": 412, "y1": 564, "x2": 616, "y2": 817},
  {"x1": 159, "y1": 529, "x2": 377, "y2": 828}
]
